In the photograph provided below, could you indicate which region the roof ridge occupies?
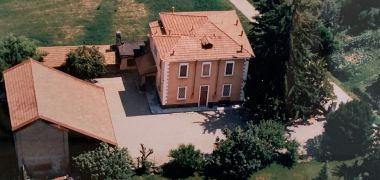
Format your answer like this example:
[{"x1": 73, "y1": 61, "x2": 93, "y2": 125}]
[
  {"x1": 204, "y1": 18, "x2": 253, "y2": 56},
  {"x1": 29, "y1": 60, "x2": 40, "y2": 118},
  {"x1": 38, "y1": 44, "x2": 111, "y2": 48},
  {"x1": 160, "y1": 12, "x2": 208, "y2": 18},
  {"x1": 161, "y1": 36, "x2": 183, "y2": 59},
  {"x1": 102, "y1": 88, "x2": 117, "y2": 143},
  {"x1": 30, "y1": 60, "x2": 105, "y2": 90}
]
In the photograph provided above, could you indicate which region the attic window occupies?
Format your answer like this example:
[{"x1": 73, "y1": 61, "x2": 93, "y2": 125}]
[{"x1": 200, "y1": 36, "x2": 213, "y2": 49}]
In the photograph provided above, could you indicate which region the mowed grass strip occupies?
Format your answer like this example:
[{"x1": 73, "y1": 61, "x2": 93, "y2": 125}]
[
  {"x1": 0, "y1": 0, "x2": 251, "y2": 45},
  {"x1": 0, "y1": 0, "x2": 147, "y2": 45}
]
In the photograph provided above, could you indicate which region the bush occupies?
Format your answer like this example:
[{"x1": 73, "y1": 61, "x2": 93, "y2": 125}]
[
  {"x1": 63, "y1": 46, "x2": 106, "y2": 80},
  {"x1": 306, "y1": 135, "x2": 324, "y2": 160},
  {"x1": 73, "y1": 142, "x2": 135, "y2": 180},
  {"x1": 204, "y1": 121, "x2": 298, "y2": 180},
  {"x1": 162, "y1": 144, "x2": 204, "y2": 178},
  {"x1": 0, "y1": 34, "x2": 39, "y2": 81},
  {"x1": 320, "y1": 100, "x2": 375, "y2": 160}
]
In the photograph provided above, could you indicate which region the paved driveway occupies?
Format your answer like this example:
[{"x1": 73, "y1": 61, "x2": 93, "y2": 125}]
[{"x1": 96, "y1": 73, "x2": 244, "y2": 165}]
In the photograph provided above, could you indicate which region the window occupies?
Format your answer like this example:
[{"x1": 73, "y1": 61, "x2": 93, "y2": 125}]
[
  {"x1": 177, "y1": 86, "x2": 187, "y2": 100},
  {"x1": 224, "y1": 61, "x2": 234, "y2": 76},
  {"x1": 201, "y1": 62, "x2": 211, "y2": 77},
  {"x1": 222, "y1": 84, "x2": 232, "y2": 97},
  {"x1": 178, "y1": 63, "x2": 189, "y2": 78}
]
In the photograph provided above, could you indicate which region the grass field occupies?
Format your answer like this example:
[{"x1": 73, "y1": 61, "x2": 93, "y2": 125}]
[
  {"x1": 250, "y1": 161, "x2": 345, "y2": 180},
  {"x1": 0, "y1": 0, "x2": 252, "y2": 46}
]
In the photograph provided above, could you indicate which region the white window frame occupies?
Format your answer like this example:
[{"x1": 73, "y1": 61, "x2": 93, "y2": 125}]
[
  {"x1": 201, "y1": 62, "x2": 211, "y2": 77},
  {"x1": 178, "y1": 63, "x2": 189, "y2": 78},
  {"x1": 224, "y1": 61, "x2": 235, "y2": 76},
  {"x1": 222, "y1": 84, "x2": 232, "y2": 97},
  {"x1": 177, "y1": 86, "x2": 187, "y2": 100}
]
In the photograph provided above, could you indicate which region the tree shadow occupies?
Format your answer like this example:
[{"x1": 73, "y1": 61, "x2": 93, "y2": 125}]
[{"x1": 194, "y1": 110, "x2": 246, "y2": 134}]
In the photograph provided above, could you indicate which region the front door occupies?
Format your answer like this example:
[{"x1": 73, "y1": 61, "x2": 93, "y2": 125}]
[{"x1": 199, "y1": 86, "x2": 208, "y2": 106}]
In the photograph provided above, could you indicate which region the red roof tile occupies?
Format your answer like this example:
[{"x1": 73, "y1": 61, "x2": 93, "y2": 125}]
[
  {"x1": 38, "y1": 45, "x2": 116, "y2": 68},
  {"x1": 3, "y1": 60, "x2": 117, "y2": 145},
  {"x1": 150, "y1": 10, "x2": 254, "y2": 62}
]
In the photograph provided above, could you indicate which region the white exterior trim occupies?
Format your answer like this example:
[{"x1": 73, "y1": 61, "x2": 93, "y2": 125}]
[
  {"x1": 178, "y1": 63, "x2": 189, "y2": 78},
  {"x1": 222, "y1": 84, "x2": 232, "y2": 97},
  {"x1": 201, "y1": 62, "x2": 211, "y2": 77},
  {"x1": 162, "y1": 61, "x2": 169, "y2": 105},
  {"x1": 240, "y1": 59, "x2": 249, "y2": 101},
  {"x1": 198, "y1": 85, "x2": 210, "y2": 107},
  {"x1": 224, "y1": 61, "x2": 235, "y2": 76},
  {"x1": 177, "y1": 86, "x2": 187, "y2": 100}
]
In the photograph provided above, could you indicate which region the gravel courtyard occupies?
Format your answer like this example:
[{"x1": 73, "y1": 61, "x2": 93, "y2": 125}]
[{"x1": 96, "y1": 73, "x2": 244, "y2": 165}]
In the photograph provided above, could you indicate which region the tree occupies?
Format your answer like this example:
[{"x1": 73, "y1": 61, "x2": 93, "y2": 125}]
[
  {"x1": 366, "y1": 74, "x2": 380, "y2": 103},
  {"x1": 246, "y1": 0, "x2": 292, "y2": 121},
  {"x1": 0, "y1": 34, "x2": 40, "y2": 81},
  {"x1": 73, "y1": 142, "x2": 135, "y2": 180},
  {"x1": 135, "y1": 144, "x2": 154, "y2": 175},
  {"x1": 286, "y1": 0, "x2": 335, "y2": 118},
  {"x1": 162, "y1": 144, "x2": 204, "y2": 178},
  {"x1": 247, "y1": 0, "x2": 334, "y2": 122},
  {"x1": 205, "y1": 120, "x2": 298, "y2": 180},
  {"x1": 63, "y1": 46, "x2": 106, "y2": 80},
  {"x1": 360, "y1": 148, "x2": 380, "y2": 179},
  {"x1": 320, "y1": 100, "x2": 374, "y2": 160}
]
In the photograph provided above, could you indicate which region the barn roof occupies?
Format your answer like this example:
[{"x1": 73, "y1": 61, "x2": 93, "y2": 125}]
[
  {"x1": 150, "y1": 10, "x2": 254, "y2": 62},
  {"x1": 3, "y1": 60, "x2": 117, "y2": 145},
  {"x1": 38, "y1": 45, "x2": 116, "y2": 68}
]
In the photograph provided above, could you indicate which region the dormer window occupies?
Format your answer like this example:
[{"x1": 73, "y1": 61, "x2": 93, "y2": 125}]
[{"x1": 200, "y1": 36, "x2": 213, "y2": 49}]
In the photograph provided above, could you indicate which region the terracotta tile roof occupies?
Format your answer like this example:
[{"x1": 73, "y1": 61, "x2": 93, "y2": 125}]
[
  {"x1": 38, "y1": 45, "x2": 116, "y2": 68},
  {"x1": 3, "y1": 60, "x2": 117, "y2": 145},
  {"x1": 150, "y1": 10, "x2": 254, "y2": 62},
  {"x1": 117, "y1": 42, "x2": 145, "y2": 56},
  {"x1": 149, "y1": 21, "x2": 163, "y2": 36}
]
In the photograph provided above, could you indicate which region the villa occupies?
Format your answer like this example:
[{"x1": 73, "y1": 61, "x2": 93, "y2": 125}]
[{"x1": 147, "y1": 10, "x2": 254, "y2": 107}]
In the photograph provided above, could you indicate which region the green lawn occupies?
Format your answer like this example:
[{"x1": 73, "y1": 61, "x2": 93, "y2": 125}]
[
  {"x1": 250, "y1": 160, "x2": 354, "y2": 180},
  {"x1": 0, "y1": 0, "x2": 252, "y2": 46}
]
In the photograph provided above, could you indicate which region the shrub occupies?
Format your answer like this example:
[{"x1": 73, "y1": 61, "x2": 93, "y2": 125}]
[
  {"x1": 320, "y1": 100, "x2": 375, "y2": 160},
  {"x1": 0, "y1": 34, "x2": 40, "y2": 81},
  {"x1": 162, "y1": 144, "x2": 204, "y2": 178},
  {"x1": 205, "y1": 120, "x2": 298, "y2": 180},
  {"x1": 73, "y1": 142, "x2": 134, "y2": 180},
  {"x1": 63, "y1": 46, "x2": 106, "y2": 80}
]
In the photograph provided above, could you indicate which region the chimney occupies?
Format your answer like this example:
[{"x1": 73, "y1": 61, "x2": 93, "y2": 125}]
[
  {"x1": 240, "y1": 30, "x2": 243, "y2": 36},
  {"x1": 235, "y1": 19, "x2": 239, "y2": 26},
  {"x1": 172, "y1": 6, "x2": 175, "y2": 13},
  {"x1": 115, "y1": 31, "x2": 122, "y2": 46},
  {"x1": 238, "y1": 45, "x2": 243, "y2": 53}
]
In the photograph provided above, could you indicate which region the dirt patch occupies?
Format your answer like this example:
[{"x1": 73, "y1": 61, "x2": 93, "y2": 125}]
[{"x1": 344, "y1": 52, "x2": 366, "y2": 64}]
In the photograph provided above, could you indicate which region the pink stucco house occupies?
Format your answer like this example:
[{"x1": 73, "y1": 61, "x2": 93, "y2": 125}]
[{"x1": 148, "y1": 10, "x2": 254, "y2": 107}]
